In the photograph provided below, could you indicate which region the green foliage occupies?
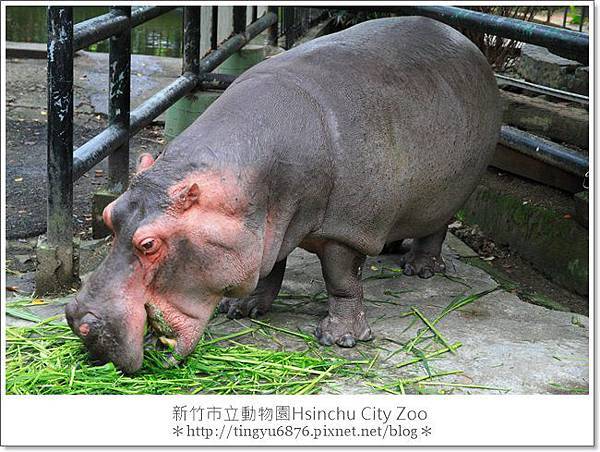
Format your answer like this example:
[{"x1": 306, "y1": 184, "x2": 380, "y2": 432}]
[
  {"x1": 6, "y1": 321, "x2": 363, "y2": 395},
  {"x1": 568, "y1": 6, "x2": 583, "y2": 25}
]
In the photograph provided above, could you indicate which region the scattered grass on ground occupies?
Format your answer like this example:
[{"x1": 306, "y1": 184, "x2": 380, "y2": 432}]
[{"x1": 6, "y1": 288, "x2": 512, "y2": 395}]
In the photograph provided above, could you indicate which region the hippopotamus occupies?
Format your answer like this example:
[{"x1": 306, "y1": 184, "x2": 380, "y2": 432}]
[{"x1": 65, "y1": 16, "x2": 501, "y2": 373}]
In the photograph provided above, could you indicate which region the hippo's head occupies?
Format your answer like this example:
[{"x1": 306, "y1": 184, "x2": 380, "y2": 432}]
[{"x1": 66, "y1": 154, "x2": 264, "y2": 373}]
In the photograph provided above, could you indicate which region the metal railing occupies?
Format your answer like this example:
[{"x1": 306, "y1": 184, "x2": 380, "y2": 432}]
[
  {"x1": 318, "y1": 5, "x2": 588, "y2": 64},
  {"x1": 41, "y1": 4, "x2": 589, "y2": 291},
  {"x1": 317, "y1": 5, "x2": 589, "y2": 179},
  {"x1": 280, "y1": 7, "x2": 325, "y2": 49},
  {"x1": 559, "y1": 5, "x2": 587, "y2": 32},
  {"x1": 42, "y1": 6, "x2": 278, "y2": 292}
]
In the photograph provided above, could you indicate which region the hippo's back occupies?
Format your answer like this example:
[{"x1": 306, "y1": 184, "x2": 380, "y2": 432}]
[{"x1": 238, "y1": 17, "x2": 501, "y2": 255}]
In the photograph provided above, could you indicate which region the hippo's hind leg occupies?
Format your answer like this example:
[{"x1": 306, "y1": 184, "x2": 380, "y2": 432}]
[
  {"x1": 315, "y1": 241, "x2": 373, "y2": 348},
  {"x1": 400, "y1": 227, "x2": 447, "y2": 279},
  {"x1": 380, "y1": 239, "x2": 410, "y2": 255},
  {"x1": 219, "y1": 258, "x2": 286, "y2": 319}
]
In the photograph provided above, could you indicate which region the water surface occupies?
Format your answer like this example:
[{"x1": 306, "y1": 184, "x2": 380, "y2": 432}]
[{"x1": 6, "y1": 6, "x2": 183, "y2": 57}]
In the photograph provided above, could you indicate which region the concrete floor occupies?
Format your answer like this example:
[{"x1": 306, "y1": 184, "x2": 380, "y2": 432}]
[
  {"x1": 6, "y1": 233, "x2": 589, "y2": 395},
  {"x1": 6, "y1": 50, "x2": 181, "y2": 123}
]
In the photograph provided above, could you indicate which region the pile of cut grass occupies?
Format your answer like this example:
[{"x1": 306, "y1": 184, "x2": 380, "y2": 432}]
[
  {"x1": 6, "y1": 288, "x2": 506, "y2": 395},
  {"x1": 6, "y1": 318, "x2": 364, "y2": 395}
]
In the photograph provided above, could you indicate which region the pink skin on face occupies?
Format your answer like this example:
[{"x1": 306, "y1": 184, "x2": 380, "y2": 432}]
[
  {"x1": 102, "y1": 200, "x2": 116, "y2": 231},
  {"x1": 107, "y1": 158, "x2": 264, "y2": 361},
  {"x1": 68, "y1": 154, "x2": 267, "y2": 372},
  {"x1": 118, "y1": 271, "x2": 149, "y2": 369},
  {"x1": 78, "y1": 323, "x2": 90, "y2": 336}
]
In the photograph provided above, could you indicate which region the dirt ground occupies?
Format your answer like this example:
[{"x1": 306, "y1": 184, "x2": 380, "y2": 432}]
[
  {"x1": 5, "y1": 54, "x2": 176, "y2": 240},
  {"x1": 6, "y1": 116, "x2": 166, "y2": 239},
  {"x1": 451, "y1": 220, "x2": 588, "y2": 316}
]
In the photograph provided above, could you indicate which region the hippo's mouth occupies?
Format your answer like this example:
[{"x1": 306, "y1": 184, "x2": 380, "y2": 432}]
[
  {"x1": 142, "y1": 296, "x2": 214, "y2": 368},
  {"x1": 144, "y1": 302, "x2": 180, "y2": 354},
  {"x1": 145, "y1": 302, "x2": 178, "y2": 349}
]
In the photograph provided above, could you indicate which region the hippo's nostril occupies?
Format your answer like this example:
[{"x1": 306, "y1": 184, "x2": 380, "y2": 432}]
[
  {"x1": 79, "y1": 323, "x2": 91, "y2": 336},
  {"x1": 68, "y1": 311, "x2": 101, "y2": 339}
]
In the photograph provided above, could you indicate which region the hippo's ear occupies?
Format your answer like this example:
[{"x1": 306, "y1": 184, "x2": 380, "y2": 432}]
[
  {"x1": 178, "y1": 183, "x2": 201, "y2": 211},
  {"x1": 136, "y1": 153, "x2": 155, "y2": 173}
]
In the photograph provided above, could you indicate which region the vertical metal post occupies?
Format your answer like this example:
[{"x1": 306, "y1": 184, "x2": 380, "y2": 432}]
[
  {"x1": 267, "y1": 6, "x2": 279, "y2": 46},
  {"x1": 580, "y1": 7, "x2": 586, "y2": 32},
  {"x1": 251, "y1": 6, "x2": 258, "y2": 23},
  {"x1": 41, "y1": 6, "x2": 75, "y2": 292},
  {"x1": 563, "y1": 7, "x2": 568, "y2": 27},
  {"x1": 211, "y1": 6, "x2": 218, "y2": 50},
  {"x1": 183, "y1": 6, "x2": 201, "y2": 76},
  {"x1": 233, "y1": 6, "x2": 247, "y2": 34},
  {"x1": 283, "y1": 7, "x2": 295, "y2": 49},
  {"x1": 107, "y1": 6, "x2": 131, "y2": 193},
  {"x1": 303, "y1": 8, "x2": 308, "y2": 31}
]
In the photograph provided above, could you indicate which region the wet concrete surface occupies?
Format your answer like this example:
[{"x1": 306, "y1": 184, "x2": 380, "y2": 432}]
[{"x1": 6, "y1": 52, "x2": 180, "y2": 239}]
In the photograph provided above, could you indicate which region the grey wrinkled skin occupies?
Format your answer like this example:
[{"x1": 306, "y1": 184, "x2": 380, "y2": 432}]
[
  {"x1": 209, "y1": 17, "x2": 501, "y2": 345},
  {"x1": 67, "y1": 16, "x2": 502, "y2": 370}
]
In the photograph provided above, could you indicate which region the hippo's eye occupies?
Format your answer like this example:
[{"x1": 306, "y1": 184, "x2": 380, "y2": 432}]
[{"x1": 138, "y1": 238, "x2": 160, "y2": 255}]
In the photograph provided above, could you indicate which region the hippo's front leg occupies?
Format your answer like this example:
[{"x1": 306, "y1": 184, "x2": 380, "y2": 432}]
[
  {"x1": 219, "y1": 258, "x2": 287, "y2": 319},
  {"x1": 315, "y1": 242, "x2": 373, "y2": 347}
]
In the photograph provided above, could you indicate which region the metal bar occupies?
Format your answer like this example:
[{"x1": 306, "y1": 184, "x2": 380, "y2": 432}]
[
  {"x1": 74, "y1": 9, "x2": 124, "y2": 52},
  {"x1": 283, "y1": 7, "x2": 295, "y2": 49},
  {"x1": 73, "y1": 126, "x2": 128, "y2": 181},
  {"x1": 183, "y1": 6, "x2": 201, "y2": 75},
  {"x1": 76, "y1": 74, "x2": 198, "y2": 178},
  {"x1": 233, "y1": 6, "x2": 247, "y2": 34},
  {"x1": 495, "y1": 74, "x2": 589, "y2": 105},
  {"x1": 319, "y1": 5, "x2": 589, "y2": 64},
  {"x1": 74, "y1": 75, "x2": 195, "y2": 179},
  {"x1": 131, "y1": 6, "x2": 177, "y2": 27},
  {"x1": 252, "y1": 6, "x2": 258, "y2": 23},
  {"x1": 211, "y1": 6, "x2": 218, "y2": 50},
  {"x1": 47, "y1": 6, "x2": 74, "y2": 246},
  {"x1": 563, "y1": 7, "x2": 568, "y2": 28},
  {"x1": 130, "y1": 76, "x2": 196, "y2": 136},
  {"x1": 580, "y1": 7, "x2": 586, "y2": 33},
  {"x1": 199, "y1": 11, "x2": 277, "y2": 73},
  {"x1": 74, "y1": 6, "x2": 176, "y2": 52},
  {"x1": 396, "y1": 6, "x2": 589, "y2": 64},
  {"x1": 73, "y1": 13, "x2": 277, "y2": 179},
  {"x1": 200, "y1": 72, "x2": 237, "y2": 90},
  {"x1": 267, "y1": 6, "x2": 279, "y2": 46},
  {"x1": 492, "y1": 144, "x2": 583, "y2": 194},
  {"x1": 107, "y1": 6, "x2": 131, "y2": 194},
  {"x1": 499, "y1": 126, "x2": 588, "y2": 177}
]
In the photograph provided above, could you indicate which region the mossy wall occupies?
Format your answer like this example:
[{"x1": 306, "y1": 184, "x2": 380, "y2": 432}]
[{"x1": 463, "y1": 185, "x2": 588, "y2": 296}]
